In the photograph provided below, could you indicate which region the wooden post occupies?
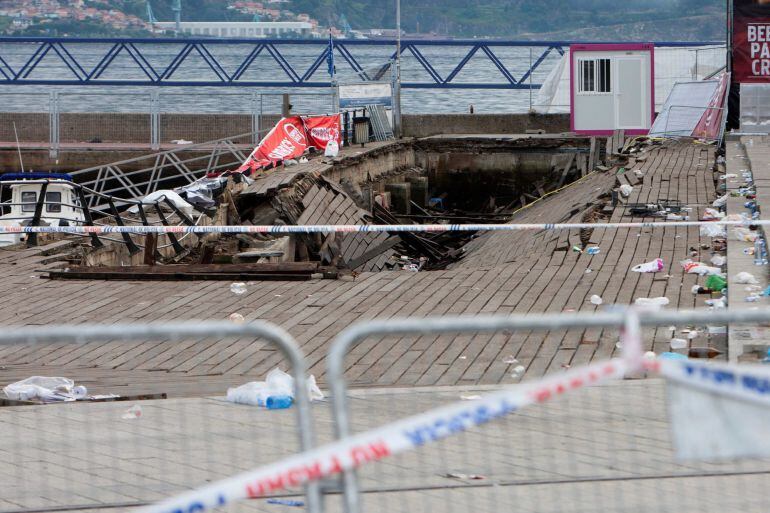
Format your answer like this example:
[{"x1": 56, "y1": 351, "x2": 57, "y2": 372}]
[{"x1": 143, "y1": 233, "x2": 157, "y2": 266}]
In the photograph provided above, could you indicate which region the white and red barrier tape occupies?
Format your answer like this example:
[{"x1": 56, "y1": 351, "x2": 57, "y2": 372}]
[
  {"x1": 135, "y1": 354, "x2": 770, "y2": 513},
  {"x1": 137, "y1": 358, "x2": 629, "y2": 513},
  {"x1": 0, "y1": 219, "x2": 763, "y2": 235}
]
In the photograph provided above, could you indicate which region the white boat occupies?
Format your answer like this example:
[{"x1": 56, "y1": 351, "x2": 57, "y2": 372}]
[{"x1": 0, "y1": 172, "x2": 85, "y2": 246}]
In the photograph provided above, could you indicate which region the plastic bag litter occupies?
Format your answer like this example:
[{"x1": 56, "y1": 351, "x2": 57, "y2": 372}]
[
  {"x1": 324, "y1": 140, "x2": 339, "y2": 158},
  {"x1": 734, "y1": 272, "x2": 759, "y2": 285},
  {"x1": 702, "y1": 208, "x2": 725, "y2": 221},
  {"x1": 619, "y1": 184, "x2": 633, "y2": 197},
  {"x1": 731, "y1": 227, "x2": 759, "y2": 242},
  {"x1": 226, "y1": 368, "x2": 324, "y2": 407},
  {"x1": 670, "y1": 338, "x2": 688, "y2": 349},
  {"x1": 710, "y1": 255, "x2": 727, "y2": 266},
  {"x1": 634, "y1": 297, "x2": 670, "y2": 308},
  {"x1": 128, "y1": 190, "x2": 194, "y2": 217},
  {"x1": 589, "y1": 294, "x2": 603, "y2": 305},
  {"x1": 632, "y1": 258, "x2": 664, "y2": 273},
  {"x1": 699, "y1": 224, "x2": 726, "y2": 237},
  {"x1": 680, "y1": 259, "x2": 723, "y2": 276},
  {"x1": 3, "y1": 376, "x2": 75, "y2": 401},
  {"x1": 712, "y1": 194, "x2": 728, "y2": 208}
]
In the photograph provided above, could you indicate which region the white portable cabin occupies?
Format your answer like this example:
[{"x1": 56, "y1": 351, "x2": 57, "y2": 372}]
[{"x1": 570, "y1": 43, "x2": 655, "y2": 135}]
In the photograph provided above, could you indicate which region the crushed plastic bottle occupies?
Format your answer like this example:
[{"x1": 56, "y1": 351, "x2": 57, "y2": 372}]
[
  {"x1": 121, "y1": 404, "x2": 142, "y2": 419},
  {"x1": 230, "y1": 282, "x2": 247, "y2": 295},
  {"x1": 670, "y1": 338, "x2": 688, "y2": 349},
  {"x1": 229, "y1": 312, "x2": 246, "y2": 324},
  {"x1": 265, "y1": 395, "x2": 293, "y2": 410}
]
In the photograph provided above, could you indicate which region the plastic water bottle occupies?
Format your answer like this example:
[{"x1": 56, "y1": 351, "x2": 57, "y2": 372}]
[
  {"x1": 265, "y1": 395, "x2": 293, "y2": 410},
  {"x1": 754, "y1": 237, "x2": 768, "y2": 265}
]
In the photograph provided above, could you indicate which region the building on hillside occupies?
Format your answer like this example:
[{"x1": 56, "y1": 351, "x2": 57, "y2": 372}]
[{"x1": 155, "y1": 21, "x2": 313, "y2": 38}]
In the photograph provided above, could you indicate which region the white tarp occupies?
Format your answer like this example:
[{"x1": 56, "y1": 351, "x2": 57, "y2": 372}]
[
  {"x1": 534, "y1": 45, "x2": 725, "y2": 114},
  {"x1": 648, "y1": 80, "x2": 720, "y2": 137}
]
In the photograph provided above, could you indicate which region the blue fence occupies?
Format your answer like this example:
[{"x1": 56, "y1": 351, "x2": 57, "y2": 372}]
[{"x1": 0, "y1": 37, "x2": 722, "y2": 89}]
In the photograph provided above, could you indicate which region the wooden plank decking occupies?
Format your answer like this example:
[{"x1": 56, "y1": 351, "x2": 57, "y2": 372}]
[{"x1": 0, "y1": 140, "x2": 721, "y2": 398}]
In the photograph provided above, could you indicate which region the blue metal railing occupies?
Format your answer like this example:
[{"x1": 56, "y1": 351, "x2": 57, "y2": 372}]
[{"x1": 0, "y1": 37, "x2": 723, "y2": 89}]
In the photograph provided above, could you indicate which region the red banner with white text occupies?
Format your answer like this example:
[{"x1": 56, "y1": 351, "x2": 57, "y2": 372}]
[
  {"x1": 236, "y1": 116, "x2": 308, "y2": 174},
  {"x1": 734, "y1": 0, "x2": 770, "y2": 82},
  {"x1": 303, "y1": 115, "x2": 342, "y2": 151}
]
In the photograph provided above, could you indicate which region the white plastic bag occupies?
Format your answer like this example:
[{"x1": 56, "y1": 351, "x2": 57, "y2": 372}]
[
  {"x1": 710, "y1": 255, "x2": 726, "y2": 266},
  {"x1": 128, "y1": 190, "x2": 194, "y2": 217},
  {"x1": 634, "y1": 297, "x2": 670, "y2": 308},
  {"x1": 226, "y1": 368, "x2": 324, "y2": 406},
  {"x1": 712, "y1": 194, "x2": 728, "y2": 208},
  {"x1": 699, "y1": 224, "x2": 726, "y2": 238},
  {"x1": 632, "y1": 258, "x2": 664, "y2": 273},
  {"x1": 734, "y1": 272, "x2": 759, "y2": 285},
  {"x1": 619, "y1": 184, "x2": 633, "y2": 197},
  {"x1": 324, "y1": 140, "x2": 339, "y2": 157},
  {"x1": 3, "y1": 376, "x2": 74, "y2": 401},
  {"x1": 731, "y1": 227, "x2": 758, "y2": 242}
]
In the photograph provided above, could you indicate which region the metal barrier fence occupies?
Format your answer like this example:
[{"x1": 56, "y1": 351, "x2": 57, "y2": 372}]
[
  {"x1": 325, "y1": 309, "x2": 770, "y2": 513},
  {"x1": 0, "y1": 90, "x2": 337, "y2": 156},
  {"x1": 0, "y1": 321, "x2": 321, "y2": 513}
]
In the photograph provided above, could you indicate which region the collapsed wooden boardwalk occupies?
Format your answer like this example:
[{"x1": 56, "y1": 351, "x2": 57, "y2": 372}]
[{"x1": 0, "y1": 140, "x2": 720, "y2": 398}]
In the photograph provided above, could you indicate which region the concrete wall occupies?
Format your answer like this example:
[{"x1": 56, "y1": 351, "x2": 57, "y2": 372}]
[
  {"x1": 1, "y1": 112, "x2": 569, "y2": 145},
  {"x1": 402, "y1": 113, "x2": 571, "y2": 138}
]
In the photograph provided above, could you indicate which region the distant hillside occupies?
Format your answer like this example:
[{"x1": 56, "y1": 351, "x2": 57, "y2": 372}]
[{"x1": 293, "y1": 0, "x2": 725, "y2": 40}]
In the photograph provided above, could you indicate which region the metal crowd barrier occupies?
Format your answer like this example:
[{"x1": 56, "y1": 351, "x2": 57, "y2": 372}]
[
  {"x1": 325, "y1": 309, "x2": 770, "y2": 513},
  {"x1": 0, "y1": 321, "x2": 321, "y2": 513}
]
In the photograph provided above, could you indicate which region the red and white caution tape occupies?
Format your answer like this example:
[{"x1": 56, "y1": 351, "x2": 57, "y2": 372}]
[
  {"x1": 137, "y1": 359, "x2": 628, "y2": 513},
  {"x1": 0, "y1": 219, "x2": 764, "y2": 235}
]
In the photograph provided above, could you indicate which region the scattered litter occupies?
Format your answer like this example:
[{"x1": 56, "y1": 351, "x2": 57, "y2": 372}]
[
  {"x1": 634, "y1": 297, "x2": 670, "y2": 308},
  {"x1": 230, "y1": 282, "x2": 247, "y2": 295},
  {"x1": 731, "y1": 227, "x2": 759, "y2": 242},
  {"x1": 707, "y1": 326, "x2": 727, "y2": 334},
  {"x1": 643, "y1": 351, "x2": 657, "y2": 361},
  {"x1": 670, "y1": 338, "x2": 688, "y2": 349},
  {"x1": 324, "y1": 140, "x2": 339, "y2": 157},
  {"x1": 121, "y1": 405, "x2": 142, "y2": 419},
  {"x1": 586, "y1": 247, "x2": 600, "y2": 255},
  {"x1": 229, "y1": 312, "x2": 245, "y2": 324},
  {"x1": 705, "y1": 298, "x2": 727, "y2": 308},
  {"x1": 634, "y1": 169, "x2": 645, "y2": 179},
  {"x1": 572, "y1": 245, "x2": 583, "y2": 253},
  {"x1": 266, "y1": 499, "x2": 305, "y2": 507},
  {"x1": 689, "y1": 347, "x2": 723, "y2": 359},
  {"x1": 502, "y1": 356, "x2": 519, "y2": 364},
  {"x1": 680, "y1": 259, "x2": 723, "y2": 276},
  {"x1": 511, "y1": 365, "x2": 525, "y2": 378},
  {"x1": 298, "y1": 156, "x2": 309, "y2": 164},
  {"x1": 705, "y1": 275, "x2": 727, "y2": 291},
  {"x1": 666, "y1": 213, "x2": 687, "y2": 221},
  {"x1": 461, "y1": 395, "x2": 482, "y2": 401},
  {"x1": 660, "y1": 352, "x2": 687, "y2": 360},
  {"x1": 632, "y1": 258, "x2": 664, "y2": 273},
  {"x1": 444, "y1": 473, "x2": 486, "y2": 480},
  {"x1": 746, "y1": 295, "x2": 761, "y2": 302},
  {"x1": 734, "y1": 271, "x2": 759, "y2": 284},
  {"x1": 589, "y1": 294, "x2": 603, "y2": 305},
  {"x1": 700, "y1": 223, "x2": 724, "y2": 237},
  {"x1": 226, "y1": 368, "x2": 324, "y2": 407},
  {"x1": 720, "y1": 173, "x2": 738, "y2": 180},
  {"x1": 615, "y1": 341, "x2": 622, "y2": 349},
  {"x1": 712, "y1": 194, "x2": 728, "y2": 207},
  {"x1": 170, "y1": 139, "x2": 193, "y2": 145},
  {"x1": 585, "y1": 268, "x2": 592, "y2": 274},
  {"x1": 710, "y1": 255, "x2": 726, "y2": 266},
  {"x1": 459, "y1": 355, "x2": 467, "y2": 360},
  {"x1": 702, "y1": 208, "x2": 725, "y2": 221},
  {"x1": 619, "y1": 184, "x2": 633, "y2": 197},
  {"x1": 3, "y1": 376, "x2": 77, "y2": 402},
  {"x1": 128, "y1": 190, "x2": 194, "y2": 217},
  {"x1": 763, "y1": 285, "x2": 770, "y2": 296}
]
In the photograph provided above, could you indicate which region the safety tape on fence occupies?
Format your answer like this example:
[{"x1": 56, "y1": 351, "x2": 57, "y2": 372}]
[
  {"x1": 137, "y1": 355, "x2": 770, "y2": 513},
  {"x1": 137, "y1": 358, "x2": 629, "y2": 513},
  {"x1": 1, "y1": 219, "x2": 767, "y2": 235}
]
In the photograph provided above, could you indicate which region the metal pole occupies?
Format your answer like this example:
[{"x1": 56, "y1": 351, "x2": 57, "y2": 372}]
[
  {"x1": 529, "y1": 47, "x2": 533, "y2": 112},
  {"x1": 393, "y1": 0, "x2": 402, "y2": 138}
]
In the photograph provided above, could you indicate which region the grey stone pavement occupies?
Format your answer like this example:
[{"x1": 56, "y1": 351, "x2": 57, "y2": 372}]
[{"x1": 1, "y1": 380, "x2": 769, "y2": 513}]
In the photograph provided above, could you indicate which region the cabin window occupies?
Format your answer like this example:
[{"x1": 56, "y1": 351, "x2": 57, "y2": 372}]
[
  {"x1": 21, "y1": 191, "x2": 36, "y2": 212},
  {"x1": 578, "y1": 58, "x2": 611, "y2": 94},
  {"x1": 45, "y1": 191, "x2": 62, "y2": 213}
]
